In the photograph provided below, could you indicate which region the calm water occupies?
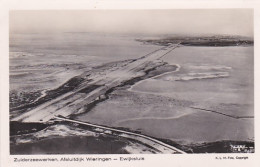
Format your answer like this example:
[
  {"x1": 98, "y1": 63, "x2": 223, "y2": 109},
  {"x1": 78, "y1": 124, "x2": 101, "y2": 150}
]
[
  {"x1": 76, "y1": 46, "x2": 254, "y2": 144},
  {"x1": 9, "y1": 32, "x2": 160, "y2": 91}
]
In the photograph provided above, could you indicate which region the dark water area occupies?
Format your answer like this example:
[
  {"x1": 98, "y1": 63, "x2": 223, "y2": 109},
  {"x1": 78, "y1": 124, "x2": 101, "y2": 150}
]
[
  {"x1": 10, "y1": 135, "x2": 129, "y2": 155},
  {"x1": 10, "y1": 121, "x2": 51, "y2": 136}
]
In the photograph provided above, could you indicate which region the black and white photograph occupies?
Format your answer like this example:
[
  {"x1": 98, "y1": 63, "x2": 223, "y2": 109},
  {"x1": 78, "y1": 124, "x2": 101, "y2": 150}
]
[{"x1": 8, "y1": 9, "x2": 254, "y2": 155}]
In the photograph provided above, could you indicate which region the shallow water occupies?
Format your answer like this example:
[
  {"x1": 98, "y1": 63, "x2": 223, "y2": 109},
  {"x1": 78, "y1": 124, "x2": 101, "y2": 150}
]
[
  {"x1": 132, "y1": 46, "x2": 254, "y2": 116},
  {"x1": 76, "y1": 46, "x2": 254, "y2": 144},
  {"x1": 9, "y1": 33, "x2": 160, "y2": 92}
]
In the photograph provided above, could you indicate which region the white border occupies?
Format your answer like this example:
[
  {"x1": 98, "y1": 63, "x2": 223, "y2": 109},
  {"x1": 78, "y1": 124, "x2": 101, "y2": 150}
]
[{"x1": 1, "y1": 1, "x2": 260, "y2": 167}]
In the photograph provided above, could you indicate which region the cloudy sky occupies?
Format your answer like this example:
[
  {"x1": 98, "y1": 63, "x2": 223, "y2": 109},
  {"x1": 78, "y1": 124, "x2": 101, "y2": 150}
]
[{"x1": 10, "y1": 9, "x2": 253, "y2": 37}]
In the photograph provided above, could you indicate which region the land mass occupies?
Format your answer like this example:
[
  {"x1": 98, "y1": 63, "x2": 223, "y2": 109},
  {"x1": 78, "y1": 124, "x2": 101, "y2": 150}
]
[{"x1": 136, "y1": 35, "x2": 253, "y2": 47}]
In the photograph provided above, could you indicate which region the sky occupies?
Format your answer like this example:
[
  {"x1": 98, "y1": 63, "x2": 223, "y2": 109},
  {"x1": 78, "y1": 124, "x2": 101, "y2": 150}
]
[{"x1": 9, "y1": 9, "x2": 253, "y2": 37}]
